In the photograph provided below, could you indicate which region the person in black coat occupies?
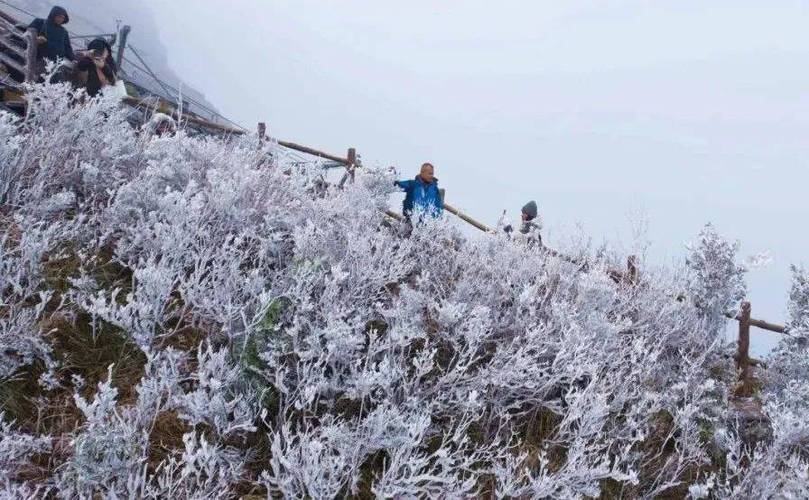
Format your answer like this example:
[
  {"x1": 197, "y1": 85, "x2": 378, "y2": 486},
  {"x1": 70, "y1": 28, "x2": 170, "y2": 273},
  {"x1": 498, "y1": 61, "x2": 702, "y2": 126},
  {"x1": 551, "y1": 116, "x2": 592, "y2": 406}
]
[
  {"x1": 85, "y1": 38, "x2": 117, "y2": 77},
  {"x1": 28, "y1": 6, "x2": 75, "y2": 62},
  {"x1": 76, "y1": 39, "x2": 116, "y2": 97}
]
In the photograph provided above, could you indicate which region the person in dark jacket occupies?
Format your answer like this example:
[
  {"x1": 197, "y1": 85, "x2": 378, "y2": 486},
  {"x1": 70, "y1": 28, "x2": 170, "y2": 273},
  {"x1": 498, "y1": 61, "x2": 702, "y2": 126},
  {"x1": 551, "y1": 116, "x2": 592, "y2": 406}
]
[
  {"x1": 394, "y1": 162, "x2": 444, "y2": 219},
  {"x1": 85, "y1": 38, "x2": 117, "y2": 76},
  {"x1": 28, "y1": 6, "x2": 74, "y2": 63},
  {"x1": 76, "y1": 39, "x2": 116, "y2": 97}
]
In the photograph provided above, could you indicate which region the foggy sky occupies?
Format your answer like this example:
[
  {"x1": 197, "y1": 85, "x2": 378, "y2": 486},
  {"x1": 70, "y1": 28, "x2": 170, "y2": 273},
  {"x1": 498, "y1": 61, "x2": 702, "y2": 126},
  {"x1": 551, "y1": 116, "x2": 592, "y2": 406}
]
[{"x1": 54, "y1": 1, "x2": 809, "y2": 352}]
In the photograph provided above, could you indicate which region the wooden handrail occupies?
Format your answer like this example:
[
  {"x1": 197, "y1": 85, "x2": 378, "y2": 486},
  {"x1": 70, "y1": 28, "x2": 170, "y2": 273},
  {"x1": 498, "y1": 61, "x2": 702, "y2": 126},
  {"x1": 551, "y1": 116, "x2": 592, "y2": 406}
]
[
  {"x1": 749, "y1": 317, "x2": 787, "y2": 334},
  {"x1": 443, "y1": 202, "x2": 492, "y2": 233},
  {"x1": 0, "y1": 10, "x2": 21, "y2": 30},
  {"x1": 270, "y1": 135, "x2": 789, "y2": 338},
  {"x1": 276, "y1": 140, "x2": 348, "y2": 164},
  {"x1": 0, "y1": 51, "x2": 23, "y2": 73},
  {"x1": 725, "y1": 311, "x2": 786, "y2": 334},
  {"x1": 122, "y1": 96, "x2": 245, "y2": 135},
  {"x1": 0, "y1": 15, "x2": 20, "y2": 36}
]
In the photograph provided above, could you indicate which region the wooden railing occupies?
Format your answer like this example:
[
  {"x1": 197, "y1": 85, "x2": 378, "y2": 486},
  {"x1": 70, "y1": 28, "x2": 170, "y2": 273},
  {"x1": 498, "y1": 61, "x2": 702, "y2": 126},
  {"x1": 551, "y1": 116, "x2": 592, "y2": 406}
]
[
  {"x1": 255, "y1": 123, "x2": 788, "y2": 394},
  {"x1": 0, "y1": 7, "x2": 237, "y2": 136},
  {"x1": 122, "y1": 95, "x2": 244, "y2": 135},
  {"x1": 0, "y1": 12, "x2": 37, "y2": 83}
]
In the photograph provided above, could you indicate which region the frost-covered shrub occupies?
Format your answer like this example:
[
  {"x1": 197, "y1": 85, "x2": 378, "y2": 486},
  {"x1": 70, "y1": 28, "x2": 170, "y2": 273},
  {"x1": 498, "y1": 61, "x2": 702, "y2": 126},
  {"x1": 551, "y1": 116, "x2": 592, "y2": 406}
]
[
  {"x1": 685, "y1": 223, "x2": 747, "y2": 338},
  {"x1": 0, "y1": 223, "x2": 63, "y2": 381},
  {"x1": 787, "y1": 264, "x2": 809, "y2": 334},
  {"x1": 0, "y1": 412, "x2": 51, "y2": 494},
  {"x1": 0, "y1": 111, "x2": 23, "y2": 203},
  {"x1": 0, "y1": 81, "x2": 806, "y2": 498},
  {"x1": 128, "y1": 431, "x2": 245, "y2": 500},
  {"x1": 59, "y1": 366, "x2": 149, "y2": 497},
  {"x1": 765, "y1": 265, "x2": 809, "y2": 395},
  {"x1": 172, "y1": 344, "x2": 257, "y2": 437}
]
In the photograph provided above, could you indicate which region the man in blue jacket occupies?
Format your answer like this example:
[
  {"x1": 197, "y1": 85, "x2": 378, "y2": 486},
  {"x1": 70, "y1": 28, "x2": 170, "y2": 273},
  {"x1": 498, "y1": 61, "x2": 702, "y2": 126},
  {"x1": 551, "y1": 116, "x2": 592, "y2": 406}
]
[
  {"x1": 29, "y1": 6, "x2": 74, "y2": 63},
  {"x1": 395, "y1": 162, "x2": 444, "y2": 219}
]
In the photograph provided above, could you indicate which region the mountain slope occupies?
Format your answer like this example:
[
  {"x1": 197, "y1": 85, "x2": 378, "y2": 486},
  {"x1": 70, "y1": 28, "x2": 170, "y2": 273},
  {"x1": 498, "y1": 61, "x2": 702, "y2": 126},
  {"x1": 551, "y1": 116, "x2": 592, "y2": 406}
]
[{"x1": 0, "y1": 82, "x2": 808, "y2": 497}]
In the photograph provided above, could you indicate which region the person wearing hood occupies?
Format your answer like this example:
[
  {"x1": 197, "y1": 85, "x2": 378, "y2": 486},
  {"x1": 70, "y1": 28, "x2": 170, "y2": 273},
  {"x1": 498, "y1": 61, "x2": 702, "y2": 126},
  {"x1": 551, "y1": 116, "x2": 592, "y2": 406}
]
[
  {"x1": 498, "y1": 200, "x2": 543, "y2": 247},
  {"x1": 394, "y1": 162, "x2": 444, "y2": 219},
  {"x1": 28, "y1": 6, "x2": 74, "y2": 63},
  {"x1": 76, "y1": 38, "x2": 117, "y2": 97},
  {"x1": 85, "y1": 38, "x2": 117, "y2": 76}
]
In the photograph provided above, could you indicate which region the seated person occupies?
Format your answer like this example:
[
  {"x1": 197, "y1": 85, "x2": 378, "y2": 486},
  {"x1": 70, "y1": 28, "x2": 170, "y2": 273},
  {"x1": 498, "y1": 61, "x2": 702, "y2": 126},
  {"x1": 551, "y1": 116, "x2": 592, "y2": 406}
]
[{"x1": 76, "y1": 39, "x2": 116, "y2": 97}]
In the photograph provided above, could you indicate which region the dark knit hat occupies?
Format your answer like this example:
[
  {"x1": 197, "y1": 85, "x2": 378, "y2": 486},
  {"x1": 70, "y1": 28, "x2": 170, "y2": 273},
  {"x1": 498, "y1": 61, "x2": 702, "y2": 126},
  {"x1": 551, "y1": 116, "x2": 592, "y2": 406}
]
[
  {"x1": 87, "y1": 38, "x2": 110, "y2": 52},
  {"x1": 522, "y1": 200, "x2": 538, "y2": 219}
]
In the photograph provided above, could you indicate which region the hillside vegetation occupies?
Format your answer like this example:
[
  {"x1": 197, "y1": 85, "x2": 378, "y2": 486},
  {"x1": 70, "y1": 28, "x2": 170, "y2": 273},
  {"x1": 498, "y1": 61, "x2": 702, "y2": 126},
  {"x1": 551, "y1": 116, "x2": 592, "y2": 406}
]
[{"x1": 1, "y1": 82, "x2": 808, "y2": 498}]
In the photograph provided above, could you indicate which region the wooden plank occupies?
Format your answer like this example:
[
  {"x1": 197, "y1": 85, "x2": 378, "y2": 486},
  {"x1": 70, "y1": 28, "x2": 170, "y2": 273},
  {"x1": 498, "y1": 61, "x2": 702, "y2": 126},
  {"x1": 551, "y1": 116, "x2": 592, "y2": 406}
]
[
  {"x1": 122, "y1": 95, "x2": 245, "y2": 135},
  {"x1": 0, "y1": 23, "x2": 18, "y2": 36},
  {"x1": 0, "y1": 15, "x2": 21, "y2": 34},
  {"x1": 0, "y1": 51, "x2": 24, "y2": 73},
  {"x1": 0, "y1": 10, "x2": 21, "y2": 27},
  {"x1": 748, "y1": 317, "x2": 787, "y2": 334},
  {"x1": 443, "y1": 202, "x2": 492, "y2": 233},
  {"x1": 276, "y1": 140, "x2": 348, "y2": 164},
  {"x1": 0, "y1": 30, "x2": 26, "y2": 46},
  {"x1": 0, "y1": 77, "x2": 24, "y2": 93},
  {"x1": 0, "y1": 31, "x2": 26, "y2": 52},
  {"x1": 724, "y1": 311, "x2": 786, "y2": 334}
]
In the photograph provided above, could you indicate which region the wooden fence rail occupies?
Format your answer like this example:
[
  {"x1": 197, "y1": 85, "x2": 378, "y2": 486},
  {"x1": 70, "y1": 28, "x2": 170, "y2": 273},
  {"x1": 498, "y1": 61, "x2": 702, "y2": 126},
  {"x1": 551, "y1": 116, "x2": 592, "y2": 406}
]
[
  {"x1": 260, "y1": 123, "x2": 790, "y2": 357},
  {"x1": 0, "y1": 11, "x2": 36, "y2": 84}
]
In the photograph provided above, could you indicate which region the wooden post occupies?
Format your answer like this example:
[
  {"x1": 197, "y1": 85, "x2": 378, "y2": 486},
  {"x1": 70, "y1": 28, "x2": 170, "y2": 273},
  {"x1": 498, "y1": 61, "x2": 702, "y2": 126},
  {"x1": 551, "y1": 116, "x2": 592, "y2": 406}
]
[
  {"x1": 337, "y1": 148, "x2": 357, "y2": 188},
  {"x1": 116, "y1": 25, "x2": 131, "y2": 71},
  {"x1": 24, "y1": 27, "x2": 37, "y2": 83},
  {"x1": 736, "y1": 301, "x2": 752, "y2": 394},
  {"x1": 257, "y1": 122, "x2": 266, "y2": 147},
  {"x1": 626, "y1": 255, "x2": 638, "y2": 286},
  {"x1": 347, "y1": 147, "x2": 357, "y2": 183}
]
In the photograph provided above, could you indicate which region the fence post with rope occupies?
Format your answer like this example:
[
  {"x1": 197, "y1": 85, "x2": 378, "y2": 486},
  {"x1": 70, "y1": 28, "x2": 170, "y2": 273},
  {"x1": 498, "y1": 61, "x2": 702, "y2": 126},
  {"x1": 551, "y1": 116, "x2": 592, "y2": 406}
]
[
  {"x1": 116, "y1": 24, "x2": 131, "y2": 71},
  {"x1": 24, "y1": 27, "x2": 36, "y2": 83},
  {"x1": 347, "y1": 148, "x2": 357, "y2": 182},
  {"x1": 735, "y1": 301, "x2": 753, "y2": 395},
  {"x1": 626, "y1": 255, "x2": 638, "y2": 286}
]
